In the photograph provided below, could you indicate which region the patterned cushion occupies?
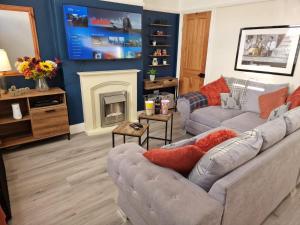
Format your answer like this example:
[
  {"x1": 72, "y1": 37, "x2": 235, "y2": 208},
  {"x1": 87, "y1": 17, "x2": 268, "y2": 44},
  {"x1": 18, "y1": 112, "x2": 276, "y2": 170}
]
[
  {"x1": 188, "y1": 130, "x2": 263, "y2": 191},
  {"x1": 220, "y1": 93, "x2": 240, "y2": 109},
  {"x1": 267, "y1": 103, "x2": 290, "y2": 121},
  {"x1": 224, "y1": 77, "x2": 248, "y2": 107}
]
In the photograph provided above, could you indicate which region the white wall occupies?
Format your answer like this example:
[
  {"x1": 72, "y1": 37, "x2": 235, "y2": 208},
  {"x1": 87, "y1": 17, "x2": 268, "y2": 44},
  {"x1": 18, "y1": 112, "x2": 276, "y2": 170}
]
[
  {"x1": 180, "y1": 0, "x2": 269, "y2": 12},
  {"x1": 101, "y1": 0, "x2": 144, "y2": 6},
  {"x1": 144, "y1": 0, "x2": 180, "y2": 13},
  {"x1": 204, "y1": 0, "x2": 300, "y2": 90},
  {"x1": 102, "y1": 0, "x2": 180, "y2": 12}
]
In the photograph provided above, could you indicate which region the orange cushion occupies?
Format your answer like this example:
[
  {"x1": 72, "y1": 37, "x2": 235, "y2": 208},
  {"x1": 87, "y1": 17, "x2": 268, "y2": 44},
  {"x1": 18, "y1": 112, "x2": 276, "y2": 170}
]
[
  {"x1": 195, "y1": 129, "x2": 238, "y2": 152},
  {"x1": 143, "y1": 145, "x2": 205, "y2": 174},
  {"x1": 200, "y1": 77, "x2": 230, "y2": 106},
  {"x1": 259, "y1": 87, "x2": 289, "y2": 119},
  {"x1": 287, "y1": 86, "x2": 300, "y2": 109},
  {"x1": 0, "y1": 207, "x2": 6, "y2": 225}
]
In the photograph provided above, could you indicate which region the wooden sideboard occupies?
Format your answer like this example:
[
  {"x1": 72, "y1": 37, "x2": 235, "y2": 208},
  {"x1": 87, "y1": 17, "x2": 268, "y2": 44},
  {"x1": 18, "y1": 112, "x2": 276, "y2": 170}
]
[
  {"x1": 0, "y1": 88, "x2": 70, "y2": 149},
  {"x1": 144, "y1": 76, "x2": 178, "y2": 91}
]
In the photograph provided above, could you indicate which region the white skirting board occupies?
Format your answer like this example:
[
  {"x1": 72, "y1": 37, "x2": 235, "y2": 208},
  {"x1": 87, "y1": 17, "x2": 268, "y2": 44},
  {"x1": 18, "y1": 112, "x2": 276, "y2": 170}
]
[{"x1": 70, "y1": 123, "x2": 85, "y2": 134}]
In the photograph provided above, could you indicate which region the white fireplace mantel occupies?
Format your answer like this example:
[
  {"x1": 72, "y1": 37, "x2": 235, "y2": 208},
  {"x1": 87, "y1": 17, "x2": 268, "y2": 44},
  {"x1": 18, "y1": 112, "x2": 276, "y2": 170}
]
[{"x1": 78, "y1": 69, "x2": 140, "y2": 136}]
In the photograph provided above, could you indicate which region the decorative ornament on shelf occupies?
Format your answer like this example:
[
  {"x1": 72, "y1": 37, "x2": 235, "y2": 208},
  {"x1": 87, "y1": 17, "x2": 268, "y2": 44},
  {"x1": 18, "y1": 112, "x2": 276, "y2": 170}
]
[
  {"x1": 147, "y1": 68, "x2": 157, "y2": 81},
  {"x1": 152, "y1": 58, "x2": 158, "y2": 66},
  {"x1": 8, "y1": 85, "x2": 30, "y2": 97},
  {"x1": 15, "y1": 57, "x2": 61, "y2": 91}
]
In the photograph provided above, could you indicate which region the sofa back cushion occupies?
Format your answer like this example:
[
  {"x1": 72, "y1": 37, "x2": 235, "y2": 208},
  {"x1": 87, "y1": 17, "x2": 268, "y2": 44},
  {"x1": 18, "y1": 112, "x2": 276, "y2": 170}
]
[
  {"x1": 242, "y1": 81, "x2": 288, "y2": 113},
  {"x1": 200, "y1": 77, "x2": 230, "y2": 106},
  {"x1": 188, "y1": 130, "x2": 263, "y2": 191},
  {"x1": 259, "y1": 87, "x2": 289, "y2": 119},
  {"x1": 283, "y1": 106, "x2": 300, "y2": 135},
  {"x1": 256, "y1": 117, "x2": 286, "y2": 151}
]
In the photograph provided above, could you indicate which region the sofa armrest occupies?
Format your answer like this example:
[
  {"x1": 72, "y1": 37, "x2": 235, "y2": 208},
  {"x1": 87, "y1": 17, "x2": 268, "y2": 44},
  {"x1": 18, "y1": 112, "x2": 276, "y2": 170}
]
[
  {"x1": 108, "y1": 143, "x2": 224, "y2": 225},
  {"x1": 177, "y1": 98, "x2": 191, "y2": 129}
]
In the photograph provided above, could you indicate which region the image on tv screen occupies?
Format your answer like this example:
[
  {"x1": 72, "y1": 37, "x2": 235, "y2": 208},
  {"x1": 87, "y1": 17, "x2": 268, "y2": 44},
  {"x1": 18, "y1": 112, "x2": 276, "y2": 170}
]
[{"x1": 63, "y1": 5, "x2": 142, "y2": 60}]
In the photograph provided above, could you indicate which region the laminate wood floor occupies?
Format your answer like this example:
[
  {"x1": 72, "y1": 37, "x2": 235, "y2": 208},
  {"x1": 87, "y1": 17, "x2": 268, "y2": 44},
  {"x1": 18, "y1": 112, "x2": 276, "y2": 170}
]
[{"x1": 3, "y1": 113, "x2": 300, "y2": 225}]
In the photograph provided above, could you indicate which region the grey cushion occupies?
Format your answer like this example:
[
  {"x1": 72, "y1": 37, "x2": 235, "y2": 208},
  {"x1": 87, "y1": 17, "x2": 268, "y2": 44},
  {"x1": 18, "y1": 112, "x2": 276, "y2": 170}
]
[
  {"x1": 283, "y1": 106, "x2": 300, "y2": 135},
  {"x1": 188, "y1": 130, "x2": 263, "y2": 191},
  {"x1": 241, "y1": 81, "x2": 267, "y2": 113},
  {"x1": 268, "y1": 103, "x2": 290, "y2": 121},
  {"x1": 221, "y1": 112, "x2": 266, "y2": 133},
  {"x1": 190, "y1": 106, "x2": 243, "y2": 128},
  {"x1": 220, "y1": 93, "x2": 240, "y2": 109},
  {"x1": 242, "y1": 81, "x2": 289, "y2": 113},
  {"x1": 256, "y1": 117, "x2": 287, "y2": 151}
]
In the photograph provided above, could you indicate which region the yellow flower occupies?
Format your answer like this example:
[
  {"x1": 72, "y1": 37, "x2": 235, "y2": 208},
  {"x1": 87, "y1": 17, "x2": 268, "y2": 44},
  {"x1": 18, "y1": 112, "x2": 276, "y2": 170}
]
[
  {"x1": 17, "y1": 61, "x2": 29, "y2": 73},
  {"x1": 39, "y1": 61, "x2": 53, "y2": 72}
]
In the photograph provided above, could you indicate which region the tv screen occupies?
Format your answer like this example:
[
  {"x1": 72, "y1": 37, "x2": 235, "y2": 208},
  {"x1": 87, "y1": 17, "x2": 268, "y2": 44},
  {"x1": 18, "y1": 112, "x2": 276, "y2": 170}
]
[{"x1": 63, "y1": 5, "x2": 142, "y2": 60}]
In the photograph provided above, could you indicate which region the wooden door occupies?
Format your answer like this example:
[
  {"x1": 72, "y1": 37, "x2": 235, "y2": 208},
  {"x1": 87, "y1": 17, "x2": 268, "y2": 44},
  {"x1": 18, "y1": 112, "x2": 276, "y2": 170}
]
[{"x1": 180, "y1": 11, "x2": 211, "y2": 95}]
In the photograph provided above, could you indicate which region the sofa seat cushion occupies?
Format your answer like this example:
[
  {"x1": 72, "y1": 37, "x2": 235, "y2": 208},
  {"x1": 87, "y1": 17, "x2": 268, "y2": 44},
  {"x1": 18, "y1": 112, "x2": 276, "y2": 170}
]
[
  {"x1": 221, "y1": 112, "x2": 266, "y2": 133},
  {"x1": 190, "y1": 106, "x2": 243, "y2": 128}
]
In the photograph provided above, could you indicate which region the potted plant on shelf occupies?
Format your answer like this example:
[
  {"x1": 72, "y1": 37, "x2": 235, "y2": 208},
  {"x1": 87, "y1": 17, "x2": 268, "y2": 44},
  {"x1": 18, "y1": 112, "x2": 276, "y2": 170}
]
[
  {"x1": 15, "y1": 57, "x2": 60, "y2": 91},
  {"x1": 147, "y1": 68, "x2": 157, "y2": 81}
]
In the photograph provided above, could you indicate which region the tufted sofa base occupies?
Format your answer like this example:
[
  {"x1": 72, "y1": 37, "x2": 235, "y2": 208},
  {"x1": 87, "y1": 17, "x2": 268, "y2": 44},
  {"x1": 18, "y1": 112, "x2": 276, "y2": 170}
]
[{"x1": 108, "y1": 143, "x2": 224, "y2": 225}]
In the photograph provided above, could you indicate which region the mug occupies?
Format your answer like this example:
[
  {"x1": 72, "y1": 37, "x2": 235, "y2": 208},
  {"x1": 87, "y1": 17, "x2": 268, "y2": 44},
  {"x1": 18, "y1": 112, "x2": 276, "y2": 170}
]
[
  {"x1": 161, "y1": 99, "x2": 169, "y2": 115},
  {"x1": 145, "y1": 100, "x2": 154, "y2": 116}
]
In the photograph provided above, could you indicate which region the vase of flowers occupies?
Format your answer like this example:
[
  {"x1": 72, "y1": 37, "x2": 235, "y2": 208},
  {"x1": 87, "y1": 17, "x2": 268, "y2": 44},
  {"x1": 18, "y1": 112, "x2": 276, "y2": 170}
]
[{"x1": 15, "y1": 57, "x2": 60, "y2": 91}]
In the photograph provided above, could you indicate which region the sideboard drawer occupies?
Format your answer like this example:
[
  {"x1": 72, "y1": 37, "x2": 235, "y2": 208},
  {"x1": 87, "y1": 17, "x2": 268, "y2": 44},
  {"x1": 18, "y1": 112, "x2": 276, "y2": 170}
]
[{"x1": 31, "y1": 106, "x2": 69, "y2": 138}]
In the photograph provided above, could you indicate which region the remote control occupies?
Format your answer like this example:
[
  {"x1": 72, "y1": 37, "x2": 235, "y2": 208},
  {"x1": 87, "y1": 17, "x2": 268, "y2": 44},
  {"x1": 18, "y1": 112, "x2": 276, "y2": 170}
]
[
  {"x1": 130, "y1": 123, "x2": 140, "y2": 130},
  {"x1": 133, "y1": 123, "x2": 143, "y2": 128}
]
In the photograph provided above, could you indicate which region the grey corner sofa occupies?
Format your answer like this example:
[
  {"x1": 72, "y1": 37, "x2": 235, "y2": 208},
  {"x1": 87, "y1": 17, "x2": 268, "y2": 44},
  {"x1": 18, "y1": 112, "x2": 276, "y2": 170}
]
[
  {"x1": 177, "y1": 78, "x2": 288, "y2": 135},
  {"x1": 107, "y1": 78, "x2": 300, "y2": 225},
  {"x1": 107, "y1": 109, "x2": 300, "y2": 225}
]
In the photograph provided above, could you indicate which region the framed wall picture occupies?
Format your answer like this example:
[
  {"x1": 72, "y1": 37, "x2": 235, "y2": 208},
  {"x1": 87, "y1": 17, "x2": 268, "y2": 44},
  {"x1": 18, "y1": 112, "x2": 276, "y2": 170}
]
[{"x1": 234, "y1": 25, "x2": 300, "y2": 76}]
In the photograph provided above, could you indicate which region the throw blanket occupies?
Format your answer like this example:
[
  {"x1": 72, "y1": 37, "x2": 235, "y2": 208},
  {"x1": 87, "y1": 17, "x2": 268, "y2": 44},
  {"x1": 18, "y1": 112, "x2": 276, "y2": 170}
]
[{"x1": 179, "y1": 92, "x2": 208, "y2": 112}]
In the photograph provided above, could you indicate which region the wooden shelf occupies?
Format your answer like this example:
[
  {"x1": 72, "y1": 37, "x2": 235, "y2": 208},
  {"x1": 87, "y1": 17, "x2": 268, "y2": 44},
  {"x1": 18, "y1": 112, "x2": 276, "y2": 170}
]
[
  {"x1": 144, "y1": 76, "x2": 178, "y2": 90},
  {"x1": 150, "y1": 45, "x2": 171, "y2": 47},
  {"x1": 0, "y1": 115, "x2": 30, "y2": 125},
  {"x1": 150, "y1": 35, "x2": 171, "y2": 37},
  {"x1": 149, "y1": 64, "x2": 170, "y2": 67},
  {"x1": 149, "y1": 55, "x2": 170, "y2": 57},
  {"x1": 0, "y1": 88, "x2": 70, "y2": 149},
  {"x1": 1, "y1": 133, "x2": 34, "y2": 148},
  {"x1": 150, "y1": 24, "x2": 172, "y2": 27}
]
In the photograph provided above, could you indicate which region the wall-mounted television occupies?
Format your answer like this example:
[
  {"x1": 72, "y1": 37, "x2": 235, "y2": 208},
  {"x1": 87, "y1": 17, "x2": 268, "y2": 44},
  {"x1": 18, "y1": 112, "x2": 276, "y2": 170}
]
[{"x1": 63, "y1": 5, "x2": 142, "y2": 60}]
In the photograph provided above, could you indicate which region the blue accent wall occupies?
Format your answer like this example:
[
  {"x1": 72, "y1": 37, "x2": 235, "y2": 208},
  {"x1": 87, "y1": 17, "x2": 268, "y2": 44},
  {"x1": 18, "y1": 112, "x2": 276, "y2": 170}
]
[{"x1": 1, "y1": 0, "x2": 179, "y2": 125}]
